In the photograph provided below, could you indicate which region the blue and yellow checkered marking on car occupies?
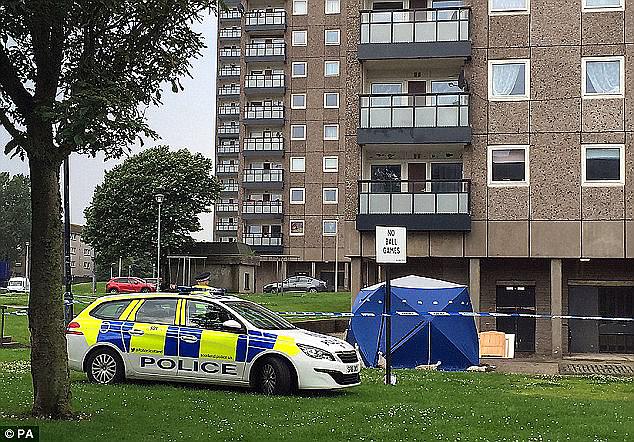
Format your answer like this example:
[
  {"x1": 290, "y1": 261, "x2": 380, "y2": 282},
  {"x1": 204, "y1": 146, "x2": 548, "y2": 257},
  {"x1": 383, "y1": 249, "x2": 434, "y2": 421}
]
[{"x1": 96, "y1": 320, "x2": 134, "y2": 352}]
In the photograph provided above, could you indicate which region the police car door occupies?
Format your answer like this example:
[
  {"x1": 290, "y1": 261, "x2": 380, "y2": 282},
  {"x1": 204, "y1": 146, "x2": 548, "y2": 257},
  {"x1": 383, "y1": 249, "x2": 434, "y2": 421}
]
[
  {"x1": 124, "y1": 298, "x2": 179, "y2": 378},
  {"x1": 178, "y1": 299, "x2": 248, "y2": 382}
]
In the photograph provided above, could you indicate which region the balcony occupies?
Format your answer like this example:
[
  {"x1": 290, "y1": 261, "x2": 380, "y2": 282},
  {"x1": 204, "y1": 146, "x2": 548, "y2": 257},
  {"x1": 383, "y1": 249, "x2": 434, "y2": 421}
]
[
  {"x1": 244, "y1": 74, "x2": 286, "y2": 95},
  {"x1": 245, "y1": 10, "x2": 287, "y2": 34},
  {"x1": 216, "y1": 222, "x2": 239, "y2": 233},
  {"x1": 218, "y1": 85, "x2": 240, "y2": 98},
  {"x1": 243, "y1": 136, "x2": 284, "y2": 157},
  {"x1": 220, "y1": 182, "x2": 239, "y2": 194},
  {"x1": 217, "y1": 126, "x2": 239, "y2": 139},
  {"x1": 358, "y1": 8, "x2": 471, "y2": 60},
  {"x1": 217, "y1": 143, "x2": 239, "y2": 156},
  {"x1": 218, "y1": 104, "x2": 240, "y2": 119},
  {"x1": 244, "y1": 233, "x2": 283, "y2": 254},
  {"x1": 242, "y1": 200, "x2": 283, "y2": 219},
  {"x1": 219, "y1": 9, "x2": 241, "y2": 21},
  {"x1": 219, "y1": 47, "x2": 240, "y2": 60},
  {"x1": 245, "y1": 42, "x2": 286, "y2": 63},
  {"x1": 243, "y1": 169, "x2": 284, "y2": 190},
  {"x1": 356, "y1": 180, "x2": 471, "y2": 231},
  {"x1": 218, "y1": 66, "x2": 240, "y2": 79},
  {"x1": 358, "y1": 93, "x2": 471, "y2": 144},
  {"x1": 219, "y1": 28, "x2": 241, "y2": 40},
  {"x1": 243, "y1": 104, "x2": 284, "y2": 126},
  {"x1": 216, "y1": 164, "x2": 238, "y2": 175},
  {"x1": 215, "y1": 202, "x2": 239, "y2": 213}
]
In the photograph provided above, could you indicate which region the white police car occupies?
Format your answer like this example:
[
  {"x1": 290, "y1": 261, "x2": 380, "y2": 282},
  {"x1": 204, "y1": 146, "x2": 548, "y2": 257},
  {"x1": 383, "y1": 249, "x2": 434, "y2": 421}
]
[{"x1": 66, "y1": 292, "x2": 361, "y2": 394}]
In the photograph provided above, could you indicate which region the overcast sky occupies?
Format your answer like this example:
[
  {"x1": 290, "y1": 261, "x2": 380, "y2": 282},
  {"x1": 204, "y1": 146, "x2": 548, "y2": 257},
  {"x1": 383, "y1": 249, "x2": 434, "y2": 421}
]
[{"x1": 1, "y1": 14, "x2": 218, "y2": 241}]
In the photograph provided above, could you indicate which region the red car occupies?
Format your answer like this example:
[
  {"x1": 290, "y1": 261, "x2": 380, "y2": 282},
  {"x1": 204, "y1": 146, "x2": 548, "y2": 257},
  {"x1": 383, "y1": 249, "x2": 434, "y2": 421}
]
[{"x1": 105, "y1": 277, "x2": 156, "y2": 294}]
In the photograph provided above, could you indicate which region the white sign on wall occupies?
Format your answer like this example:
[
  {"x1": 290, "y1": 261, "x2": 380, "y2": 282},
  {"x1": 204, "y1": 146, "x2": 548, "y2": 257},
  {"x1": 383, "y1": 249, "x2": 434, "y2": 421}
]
[{"x1": 375, "y1": 226, "x2": 407, "y2": 264}]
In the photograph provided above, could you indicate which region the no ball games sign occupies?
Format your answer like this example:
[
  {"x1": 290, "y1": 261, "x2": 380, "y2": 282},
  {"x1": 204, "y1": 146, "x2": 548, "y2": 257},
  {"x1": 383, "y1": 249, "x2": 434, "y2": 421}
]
[{"x1": 375, "y1": 226, "x2": 407, "y2": 264}]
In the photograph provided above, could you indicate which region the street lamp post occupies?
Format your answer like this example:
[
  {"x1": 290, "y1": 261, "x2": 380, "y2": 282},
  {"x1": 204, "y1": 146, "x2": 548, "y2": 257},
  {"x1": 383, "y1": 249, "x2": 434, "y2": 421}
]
[{"x1": 155, "y1": 194, "x2": 165, "y2": 291}]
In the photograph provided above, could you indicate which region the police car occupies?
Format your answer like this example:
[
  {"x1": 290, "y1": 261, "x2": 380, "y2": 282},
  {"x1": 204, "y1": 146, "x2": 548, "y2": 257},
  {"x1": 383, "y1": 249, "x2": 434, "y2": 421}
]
[{"x1": 66, "y1": 292, "x2": 361, "y2": 394}]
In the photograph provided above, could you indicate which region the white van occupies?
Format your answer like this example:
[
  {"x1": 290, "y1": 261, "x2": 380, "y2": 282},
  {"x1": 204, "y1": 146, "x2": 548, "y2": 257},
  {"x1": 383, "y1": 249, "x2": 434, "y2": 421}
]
[{"x1": 7, "y1": 277, "x2": 29, "y2": 293}]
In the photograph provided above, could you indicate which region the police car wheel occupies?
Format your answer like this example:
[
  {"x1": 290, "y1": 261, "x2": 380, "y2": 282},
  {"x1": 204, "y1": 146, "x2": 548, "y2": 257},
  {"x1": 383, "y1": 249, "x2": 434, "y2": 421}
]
[
  {"x1": 257, "y1": 358, "x2": 292, "y2": 395},
  {"x1": 86, "y1": 349, "x2": 124, "y2": 384}
]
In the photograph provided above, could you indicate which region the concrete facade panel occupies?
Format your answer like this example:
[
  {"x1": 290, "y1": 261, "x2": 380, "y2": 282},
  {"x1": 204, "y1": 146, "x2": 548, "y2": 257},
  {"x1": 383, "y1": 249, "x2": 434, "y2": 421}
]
[
  {"x1": 465, "y1": 221, "x2": 487, "y2": 257},
  {"x1": 430, "y1": 232, "x2": 464, "y2": 257},
  {"x1": 487, "y1": 187, "x2": 530, "y2": 221},
  {"x1": 530, "y1": 221, "x2": 581, "y2": 258},
  {"x1": 488, "y1": 221, "x2": 529, "y2": 257},
  {"x1": 531, "y1": 0, "x2": 581, "y2": 46},
  {"x1": 581, "y1": 187, "x2": 625, "y2": 220},
  {"x1": 581, "y1": 221, "x2": 625, "y2": 258},
  {"x1": 582, "y1": 12, "x2": 624, "y2": 46},
  {"x1": 582, "y1": 99, "x2": 625, "y2": 133},
  {"x1": 488, "y1": 102, "x2": 529, "y2": 134},
  {"x1": 488, "y1": 15, "x2": 529, "y2": 48}
]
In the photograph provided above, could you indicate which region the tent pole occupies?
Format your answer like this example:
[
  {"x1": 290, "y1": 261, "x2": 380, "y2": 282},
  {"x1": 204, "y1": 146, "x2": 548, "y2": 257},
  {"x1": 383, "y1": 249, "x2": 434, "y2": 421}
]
[
  {"x1": 428, "y1": 322, "x2": 431, "y2": 365},
  {"x1": 384, "y1": 265, "x2": 392, "y2": 385}
]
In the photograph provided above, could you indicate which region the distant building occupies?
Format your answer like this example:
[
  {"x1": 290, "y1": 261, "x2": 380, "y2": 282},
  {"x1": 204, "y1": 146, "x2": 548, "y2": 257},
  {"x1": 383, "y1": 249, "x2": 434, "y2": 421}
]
[{"x1": 70, "y1": 224, "x2": 94, "y2": 279}]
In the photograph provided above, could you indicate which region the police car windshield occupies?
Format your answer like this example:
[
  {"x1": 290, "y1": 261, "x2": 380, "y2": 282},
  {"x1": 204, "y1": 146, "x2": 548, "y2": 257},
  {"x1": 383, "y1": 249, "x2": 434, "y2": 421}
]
[{"x1": 224, "y1": 301, "x2": 295, "y2": 330}]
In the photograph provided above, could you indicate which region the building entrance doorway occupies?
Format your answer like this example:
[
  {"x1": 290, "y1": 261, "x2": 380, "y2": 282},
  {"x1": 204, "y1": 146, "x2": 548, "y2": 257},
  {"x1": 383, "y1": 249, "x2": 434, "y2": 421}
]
[{"x1": 496, "y1": 285, "x2": 536, "y2": 353}]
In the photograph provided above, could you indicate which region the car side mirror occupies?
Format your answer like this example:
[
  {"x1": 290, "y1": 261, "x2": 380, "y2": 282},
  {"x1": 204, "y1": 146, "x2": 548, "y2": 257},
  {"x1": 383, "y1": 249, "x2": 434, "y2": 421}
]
[{"x1": 222, "y1": 319, "x2": 242, "y2": 330}]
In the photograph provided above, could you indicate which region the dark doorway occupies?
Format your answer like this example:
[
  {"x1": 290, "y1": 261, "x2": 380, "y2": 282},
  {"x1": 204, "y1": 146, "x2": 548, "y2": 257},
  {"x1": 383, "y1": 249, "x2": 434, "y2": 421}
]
[
  {"x1": 496, "y1": 285, "x2": 536, "y2": 353},
  {"x1": 408, "y1": 80, "x2": 427, "y2": 95},
  {"x1": 408, "y1": 163, "x2": 427, "y2": 193}
]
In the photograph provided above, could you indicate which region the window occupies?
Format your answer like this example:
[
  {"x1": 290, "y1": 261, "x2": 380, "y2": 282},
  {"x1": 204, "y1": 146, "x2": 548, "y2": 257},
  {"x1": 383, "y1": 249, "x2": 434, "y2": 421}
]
[
  {"x1": 323, "y1": 220, "x2": 338, "y2": 236},
  {"x1": 323, "y1": 156, "x2": 339, "y2": 172},
  {"x1": 488, "y1": 146, "x2": 530, "y2": 186},
  {"x1": 290, "y1": 220, "x2": 305, "y2": 236},
  {"x1": 582, "y1": 57, "x2": 624, "y2": 98},
  {"x1": 489, "y1": 0, "x2": 530, "y2": 14},
  {"x1": 371, "y1": 83, "x2": 403, "y2": 94},
  {"x1": 488, "y1": 60, "x2": 530, "y2": 101},
  {"x1": 325, "y1": 0, "x2": 340, "y2": 14},
  {"x1": 324, "y1": 61, "x2": 340, "y2": 77},
  {"x1": 292, "y1": 30, "x2": 307, "y2": 46},
  {"x1": 324, "y1": 92, "x2": 339, "y2": 108},
  {"x1": 290, "y1": 157, "x2": 306, "y2": 172},
  {"x1": 292, "y1": 62, "x2": 307, "y2": 78},
  {"x1": 291, "y1": 124, "x2": 306, "y2": 140},
  {"x1": 323, "y1": 188, "x2": 339, "y2": 204},
  {"x1": 582, "y1": 145, "x2": 625, "y2": 186},
  {"x1": 583, "y1": 0, "x2": 624, "y2": 11},
  {"x1": 293, "y1": 0, "x2": 308, "y2": 15},
  {"x1": 291, "y1": 94, "x2": 306, "y2": 109},
  {"x1": 135, "y1": 299, "x2": 178, "y2": 325},
  {"x1": 90, "y1": 300, "x2": 131, "y2": 320},
  {"x1": 185, "y1": 300, "x2": 242, "y2": 331},
  {"x1": 290, "y1": 188, "x2": 306, "y2": 204},
  {"x1": 325, "y1": 29, "x2": 340, "y2": 45},
  {"x1": 324, "y1": 124, "x2": 339, "y2": 140}
]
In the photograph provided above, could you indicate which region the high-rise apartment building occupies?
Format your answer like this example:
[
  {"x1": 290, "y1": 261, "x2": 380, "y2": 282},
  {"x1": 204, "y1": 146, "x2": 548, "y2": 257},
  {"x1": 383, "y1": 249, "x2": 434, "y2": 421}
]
[{"x1": 215, "y1": 0, "x2": 634, "y2": 357}]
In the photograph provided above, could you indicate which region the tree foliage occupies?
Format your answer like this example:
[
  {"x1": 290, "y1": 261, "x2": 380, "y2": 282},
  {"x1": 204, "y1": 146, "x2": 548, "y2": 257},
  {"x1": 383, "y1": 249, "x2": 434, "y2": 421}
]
[
  {"x1": 0, "y1": 172, "x2": 31, "y2": 261},
  {"x1": 84, "y1": 146, "x2": 220, "y2": 275}
]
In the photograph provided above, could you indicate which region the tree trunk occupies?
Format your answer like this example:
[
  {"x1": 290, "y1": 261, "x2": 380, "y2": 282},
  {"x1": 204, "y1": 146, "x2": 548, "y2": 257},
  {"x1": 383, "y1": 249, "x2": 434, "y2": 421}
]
[{"x1": 28, "y1": 155, "x2": 73, "y2": 418}]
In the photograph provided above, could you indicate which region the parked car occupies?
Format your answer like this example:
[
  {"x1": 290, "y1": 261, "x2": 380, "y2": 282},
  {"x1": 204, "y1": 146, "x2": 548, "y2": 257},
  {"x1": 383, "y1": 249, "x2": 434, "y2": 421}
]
[
  {"x1": 263, "y1": 276, "x2": 328, "y2": 293},
  {"x1": 106, "y1": 277, "x2": 156, "y2": 294},
  {"x1": 7, "y1": 277, "x2": 29, "y2": 293}
]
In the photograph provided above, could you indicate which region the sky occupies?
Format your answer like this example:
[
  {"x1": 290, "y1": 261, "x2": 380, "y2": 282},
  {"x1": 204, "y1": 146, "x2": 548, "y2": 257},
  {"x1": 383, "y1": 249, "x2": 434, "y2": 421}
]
[{"x1": 0, "y1": 14, "x2": 218, "y2": 241}]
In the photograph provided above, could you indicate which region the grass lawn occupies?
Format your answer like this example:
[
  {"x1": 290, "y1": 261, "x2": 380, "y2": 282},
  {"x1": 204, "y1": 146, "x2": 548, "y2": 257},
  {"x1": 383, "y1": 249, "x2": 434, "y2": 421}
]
[{"x1": 0, "y1": 349, "x2": 632, "y2": 441}]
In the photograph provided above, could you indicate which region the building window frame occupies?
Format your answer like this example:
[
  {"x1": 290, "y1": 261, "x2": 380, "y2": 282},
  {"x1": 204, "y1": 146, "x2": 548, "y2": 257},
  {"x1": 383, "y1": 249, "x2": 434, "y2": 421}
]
[
  {"x1": 290, "y1": 188, "x2": 306, "y2": 205},
  {"x1": 293, "y1": 0, "x2": 308, "y2": 15},
  {"x1": 322, "y1": 188, "x2": 339, "y2": 204},
  {"x1": 582, "y1": 0, "x2": 624, "y2": 12},
  {"x1": 581, "y1": 144, "x2": 625, "y2": 187},
  {"x1": 489, "y1": 0, "x2": 530, "y2": 15},
  {"x1": 325, "y1": 0, "x2": 340, "y2": 14},
  {"x1": 323, "y1": 220, "x2": 338, "y2": 236},
  {"x1": 290, "y1": 220, "x2": 305, "y2": 236},
  {"x1": 581, "y1": 56, "x2": 625, "y2": 99},
  {"x1": 488, "y1": 59, "x2": 531, "y2": 101},
  {"x1": 291, "y1": 62, "x2": 307, "y2": 78},
  {"x1": 324, "y1": 60, "x2": 340, "y2": 77},
  {"x1": 292, "y1": 30, "x2": 308, "y2": 46},
  {"x1": 290, "y1": 157, "x2": 306, "y2": 172},
  {"x1": 291, "y1": 93, "x2": 307, "y2": 109},
  {"x1": 487, "y1": 145, "x2": 530, "y2": 187},
  {"x1": 324, "y1": 29, "x2": 341, "y2": 46},
  {"x1": 323, "y1": 92, "x2": 340, "y2": 109},
  {"x1": 323, "y1": 124, "x2": 339, "y2": 141},
  {"x1": 290, "y1": 124, "x2": 307, "y2": 140},
  {"x1": 323, "y1": 156, "x2": 339, "y2": 172}
]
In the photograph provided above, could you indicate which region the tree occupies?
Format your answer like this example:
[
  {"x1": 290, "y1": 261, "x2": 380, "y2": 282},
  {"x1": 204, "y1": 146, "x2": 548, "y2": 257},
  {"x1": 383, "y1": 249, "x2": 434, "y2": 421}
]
[
  {"x1": 0, "y1": 172, "x2": 31, "y2": 262},
  {"x1": 0, "y1": 1, "x2": 218, "y2": 417},
  {"x1": 84, "y1": 146, "x2": 220, "y2": 278}
]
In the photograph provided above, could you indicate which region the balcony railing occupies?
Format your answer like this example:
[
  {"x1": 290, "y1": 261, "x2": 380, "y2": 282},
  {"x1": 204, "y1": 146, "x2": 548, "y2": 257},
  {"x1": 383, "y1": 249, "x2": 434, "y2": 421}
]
[
  {"x1": 243, "y1": 169, "x2": 283, "y2": 183},
  {"x1": 359, "y1": 179, "x2": 470, "y2": 215},
  {"x1": 244, "y1": 104, "x2": 284, "y2": 120},
  {"x1": 245, "y1": 10, "x2": 286, "y2": 27},
  {"x1": 215, "y1": 202, "x2": 239, "y2": 212},
  {"x1": 360, "y1": 8, "x2": 470, "y2": 44},
  {"x1": 218, "y1": 105, "x2": 240, "y2": 117},
  {"x1": 243, "y1": 200, "x2": 283, "y2": 215},
  {"x1": 243, "y1": 136, "x2": 284, "y2": 153},
  {"x1": 216, "y1": 164, "x2": 238, "y2": 174},
  {"x1": 219, "y1": 9, "x2": 241, "y2": 20},
  {"x1": 218, "y1": 66, "x2": 240, "y2": 77},
  {"x1": 360, "y1": 93, "x2": 469, "y2": 129},
  {"x1": 219, "y1": 28, "x2": 241, "y2": 39},
  {"x1": 245, "y1": 42, "x2": 286, "y2": 58},
  {"x1": 219, "y1": 48, "x2": 241, "y2": 58},
  {"x1": 221, "y1": 183, "x2": 239, "y2": 192},
  {"x1": 244, "y1": 74, "x2": 285, "y2": 89},
  {"x1": 218, "y1": 86, "x2": 240, "y2": 96},
  {"x1": 244, "y1": 233, "x2": 283, "y2": 247},
  {"x1": 217, "y1": 125, "x2": 239, "y2": 135},
  {"x1": 217, "y1": 144, "x2": 240, "y2": 155},
  {"x1": 216, "y1": 222, "x2": 238, "y2": 231}
]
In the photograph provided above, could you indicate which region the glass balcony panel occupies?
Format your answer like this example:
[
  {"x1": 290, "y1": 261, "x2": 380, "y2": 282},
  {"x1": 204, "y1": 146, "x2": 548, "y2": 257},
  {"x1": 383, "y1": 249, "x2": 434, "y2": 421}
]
[
  {"x1": 359, "y1": 194, "x2": 369, "y2": 214},
  {"x1": 414, "y1": 22, "x2": 436, "y2": 42},
  {"x1": 437, "y1": 194, "x2": 459, "y2": 214},
  {"x1": 369, "y1": 108, "x2": 391, "y2": 128},
  {"x1": 368, "y1": 194, "x2": 391, "y2": 214},
  {"x1": 360, "y1": 108, "x2": 370, "y2": 128},
  {"x1": 393, "y1": 23, "x2": 414, "y2": 43},
  {"x1": 415, "y1": 107, "x2": 436, "y2": 127},
  {"x1": 459, "y1": 193, "x2": 469, "y2": 214},
  {"x1": 392, "y1": 194, "x2": 413, "y2": 214},
  {"x1": 360, "y1": 25, "x2": 370, "y2": 44},
  {"x1": 437, "y1": 107, "x2": 459, "y2": 127},
  {"x1": 437, "y1": 21, "x2": 459, "y2": 42},
  {"x1": 370, "y1": 11, "x2": 392, "y2": 23},
  {"x1": 460, "y1": 21, "x2": 469, "y2": 40},
  {"x1": 392, "y1": 108, "x2": 414, "y2": 127},
  {"x1": 414, "y1": 194, "x2": 435, "y2": 214},
  {"x1": 370, "y1": 24, "x2": 391, "y2": 43},
  {"x1": 460, "y1": 107, "x2": 469, "y2": 127}
]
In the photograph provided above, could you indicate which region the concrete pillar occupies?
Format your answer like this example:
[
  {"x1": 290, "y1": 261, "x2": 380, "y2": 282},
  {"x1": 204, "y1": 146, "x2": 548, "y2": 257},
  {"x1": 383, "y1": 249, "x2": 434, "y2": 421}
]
[
  {"x1": 351, "y1": 258, "x2": 362, "y2": 305},
  {"x1": 311, "y1": 261, "x2": 316, "y2": 278},
  {"x1": 344, "y1": 262, "x2": 350, "y2": 290},
  {"x1": 469, "y1": 258, "x2": 481, "y2": 331},
  {"x1": 551, "y1": 258, "x2": 563, "y2": 358},
  {"x1": 281, "y1": 259, "x2": 287, "y2": 280}
]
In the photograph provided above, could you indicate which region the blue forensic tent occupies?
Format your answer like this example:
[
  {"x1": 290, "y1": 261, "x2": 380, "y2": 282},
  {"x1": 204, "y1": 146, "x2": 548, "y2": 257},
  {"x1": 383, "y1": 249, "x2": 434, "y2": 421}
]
[{"x1": 347, "y1": 275, "x2": 479, "y2": 371}]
